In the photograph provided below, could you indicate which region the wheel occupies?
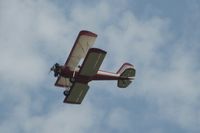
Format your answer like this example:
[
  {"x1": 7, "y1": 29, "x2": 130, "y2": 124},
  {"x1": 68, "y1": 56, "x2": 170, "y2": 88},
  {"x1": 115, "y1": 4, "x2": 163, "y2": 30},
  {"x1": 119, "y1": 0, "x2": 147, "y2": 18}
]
[
  {"x1": 70, "y1": 77, "x2": 76, "y2": 83},
  {"x1": 63, "y1": 90, "x2": 70, "y2": 96}
]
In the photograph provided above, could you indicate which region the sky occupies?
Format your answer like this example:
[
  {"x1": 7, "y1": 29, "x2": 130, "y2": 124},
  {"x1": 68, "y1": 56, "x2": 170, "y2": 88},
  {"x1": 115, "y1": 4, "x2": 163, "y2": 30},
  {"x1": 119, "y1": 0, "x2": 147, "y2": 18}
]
[{"x1": 0, "y1": 0, "x2": 200, "y2": 133}]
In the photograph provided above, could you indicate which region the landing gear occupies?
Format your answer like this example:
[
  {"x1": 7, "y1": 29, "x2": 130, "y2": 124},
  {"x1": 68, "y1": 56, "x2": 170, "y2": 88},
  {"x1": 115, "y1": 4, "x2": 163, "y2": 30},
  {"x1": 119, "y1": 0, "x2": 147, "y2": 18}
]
[
  {"x1": 63, "y1": 90, "x2": 70, "y2": 96},
  {"x1": 50, "y1": 63, "x2": 61, "y2": 77},
  {"x1": 70, "y1": 69, "x2": 76, "y2": 83},
  {"x1": 70, "y1": 77, "x2": 76, "y2": 83}
]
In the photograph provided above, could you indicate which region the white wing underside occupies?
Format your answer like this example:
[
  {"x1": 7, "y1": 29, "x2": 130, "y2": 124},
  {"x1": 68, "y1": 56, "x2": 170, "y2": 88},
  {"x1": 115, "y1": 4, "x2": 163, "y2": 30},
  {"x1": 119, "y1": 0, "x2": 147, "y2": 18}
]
[
  {"x1": 55, "y1": 31, "x2": 97, "y2": 88},
  {"x1": 66, "y1": 32, "x2": 97, "y2": 70}
]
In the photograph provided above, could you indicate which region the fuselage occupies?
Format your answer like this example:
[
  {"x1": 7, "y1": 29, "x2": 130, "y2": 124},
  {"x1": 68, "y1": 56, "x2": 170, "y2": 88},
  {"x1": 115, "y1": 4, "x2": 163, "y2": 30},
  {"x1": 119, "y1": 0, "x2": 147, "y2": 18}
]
[{"x1": 58, "y1": 65, "x2": 128, "y2": 83}]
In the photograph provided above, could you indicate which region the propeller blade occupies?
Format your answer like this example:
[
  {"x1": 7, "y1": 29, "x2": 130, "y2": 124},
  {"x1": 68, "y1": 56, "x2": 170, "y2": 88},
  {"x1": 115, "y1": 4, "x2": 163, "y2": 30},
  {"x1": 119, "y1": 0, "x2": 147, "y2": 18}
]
[
  {"x1": 49, "y1": 64, "x2": 55, "y2": 74},
  {"x1": 48, "y1": 69, "x2": 52, "y2": 74}
]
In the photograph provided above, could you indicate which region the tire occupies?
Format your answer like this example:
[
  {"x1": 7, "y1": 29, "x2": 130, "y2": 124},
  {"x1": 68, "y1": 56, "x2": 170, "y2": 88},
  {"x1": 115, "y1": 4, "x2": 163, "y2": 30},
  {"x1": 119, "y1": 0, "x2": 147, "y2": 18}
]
[
  {"x1": 70, "y1": 77, "x2": 75, "y2": 83},
  {"x1": 63, "y1": 90, "x2": 69, "y2": 96}
]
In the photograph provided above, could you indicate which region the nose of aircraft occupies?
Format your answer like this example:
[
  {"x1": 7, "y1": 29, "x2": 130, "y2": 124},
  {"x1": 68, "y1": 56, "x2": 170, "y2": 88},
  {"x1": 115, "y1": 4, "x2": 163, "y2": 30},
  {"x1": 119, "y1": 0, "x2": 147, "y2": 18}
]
[{"x1": 50, "y1": 63, "x2": 60, "y2": 77}]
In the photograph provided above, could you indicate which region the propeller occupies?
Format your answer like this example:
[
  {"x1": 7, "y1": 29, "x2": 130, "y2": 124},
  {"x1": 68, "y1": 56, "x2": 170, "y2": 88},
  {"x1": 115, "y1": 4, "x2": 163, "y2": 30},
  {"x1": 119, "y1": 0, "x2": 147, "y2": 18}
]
[
  {"x1": 49, "y1": 66, "x2": 54, "y2": 74},
  {"x1": 49, "y1": 63, "x2": 60, "y2": 77}
]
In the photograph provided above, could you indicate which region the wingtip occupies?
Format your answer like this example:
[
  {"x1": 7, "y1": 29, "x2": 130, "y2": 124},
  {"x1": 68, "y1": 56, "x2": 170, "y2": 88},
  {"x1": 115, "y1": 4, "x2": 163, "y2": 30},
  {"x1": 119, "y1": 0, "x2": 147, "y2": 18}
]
[
  {"x1": 89, "y1": 48, "x2": 107, "y2": 54},
  {"x1": 79, "y1": 30, "x2": 97, "y2": 37}
]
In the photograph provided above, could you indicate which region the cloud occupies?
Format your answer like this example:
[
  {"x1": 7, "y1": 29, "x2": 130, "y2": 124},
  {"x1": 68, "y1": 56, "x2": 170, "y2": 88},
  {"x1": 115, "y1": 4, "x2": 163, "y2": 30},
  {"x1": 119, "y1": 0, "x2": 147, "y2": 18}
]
[
  {"x1": 1, "y1": 0, "x2": 200, "y2": 133},
  {"x1": 0, "y1": 0, "x2": 108, "y2": 133},
  {"x1": 0, "y1": 101, "x2": 97, "y2": 133},
  {"x1": 107, "y1": 107, "x2": 131, "y2": 132},
  {"x1": 91, "y1": 1, "x2": 200, "y2": 132}
]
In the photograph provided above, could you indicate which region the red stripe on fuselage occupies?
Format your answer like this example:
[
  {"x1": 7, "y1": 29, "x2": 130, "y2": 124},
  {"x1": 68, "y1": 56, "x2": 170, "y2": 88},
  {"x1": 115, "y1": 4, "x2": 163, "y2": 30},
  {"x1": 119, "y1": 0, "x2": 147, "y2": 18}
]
[{"x1": 60, "y1": 66, "x2": 123, "y2": 83}]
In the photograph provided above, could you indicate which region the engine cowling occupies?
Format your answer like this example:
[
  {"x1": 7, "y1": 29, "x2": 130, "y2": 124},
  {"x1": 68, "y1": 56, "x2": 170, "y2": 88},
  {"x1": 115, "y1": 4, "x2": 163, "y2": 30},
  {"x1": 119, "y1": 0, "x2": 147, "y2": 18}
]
[{"x1": 50, "y1": 63, "x2": 61, "y2": 77}]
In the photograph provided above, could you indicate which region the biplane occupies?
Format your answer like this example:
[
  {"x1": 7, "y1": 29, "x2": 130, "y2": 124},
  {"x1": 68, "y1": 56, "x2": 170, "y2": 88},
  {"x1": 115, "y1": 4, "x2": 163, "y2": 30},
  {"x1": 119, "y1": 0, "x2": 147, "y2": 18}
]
[{"x1": 50, "y1": 30, "x2": 136, "y2": 104}]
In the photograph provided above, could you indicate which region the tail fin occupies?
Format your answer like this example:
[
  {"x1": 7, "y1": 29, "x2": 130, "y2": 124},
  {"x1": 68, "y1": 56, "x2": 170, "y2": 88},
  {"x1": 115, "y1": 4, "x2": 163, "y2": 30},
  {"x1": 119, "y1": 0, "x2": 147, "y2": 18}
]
[{"x1": 117, "y1": 63, "x2": 136, "y2": 88}]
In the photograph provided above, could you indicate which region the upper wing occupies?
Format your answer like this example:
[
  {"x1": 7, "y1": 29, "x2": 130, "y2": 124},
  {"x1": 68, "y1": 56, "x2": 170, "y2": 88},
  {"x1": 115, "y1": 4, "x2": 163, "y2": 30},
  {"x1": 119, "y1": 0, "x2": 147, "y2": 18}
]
[{"x1": 65, "y1": 30, "x2": 97, "y2": 71}]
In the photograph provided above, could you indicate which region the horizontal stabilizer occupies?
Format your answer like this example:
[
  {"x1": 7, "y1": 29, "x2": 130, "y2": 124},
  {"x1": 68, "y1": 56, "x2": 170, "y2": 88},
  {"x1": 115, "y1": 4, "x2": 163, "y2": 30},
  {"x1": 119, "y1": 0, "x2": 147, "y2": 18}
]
[
  {"x1": 117, "y1": 63, "x2": 136, "y2": 88},
  {"x1": 120, "y1": 68, "x2": 136, "y2": 78}
]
